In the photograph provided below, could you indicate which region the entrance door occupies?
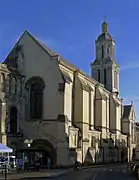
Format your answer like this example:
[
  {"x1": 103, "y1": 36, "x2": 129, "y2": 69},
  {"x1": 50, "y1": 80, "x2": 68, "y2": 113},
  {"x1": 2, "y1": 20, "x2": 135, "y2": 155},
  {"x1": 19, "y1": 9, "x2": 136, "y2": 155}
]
[{"x1": 10, "y1": 107, "x2": 17, "y2": 134}]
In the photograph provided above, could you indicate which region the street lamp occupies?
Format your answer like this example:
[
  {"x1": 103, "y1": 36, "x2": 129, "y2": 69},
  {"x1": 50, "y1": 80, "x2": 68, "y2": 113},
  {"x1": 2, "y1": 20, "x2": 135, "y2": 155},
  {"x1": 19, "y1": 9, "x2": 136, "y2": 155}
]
[{"x1": 24, "y1": 139, "x2": 33, "y2": 148}]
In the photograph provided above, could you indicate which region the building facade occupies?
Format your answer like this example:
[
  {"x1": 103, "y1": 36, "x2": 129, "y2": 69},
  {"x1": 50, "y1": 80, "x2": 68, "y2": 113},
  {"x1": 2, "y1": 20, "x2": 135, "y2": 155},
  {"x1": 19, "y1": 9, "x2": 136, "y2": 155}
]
[{"x1": 0, "y1": 20, "x2": 136, "y2": 167}]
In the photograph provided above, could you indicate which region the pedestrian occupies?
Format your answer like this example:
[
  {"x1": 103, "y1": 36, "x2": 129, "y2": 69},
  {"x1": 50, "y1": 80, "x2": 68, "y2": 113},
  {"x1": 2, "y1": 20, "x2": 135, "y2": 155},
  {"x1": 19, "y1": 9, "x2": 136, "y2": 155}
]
[
  {"x1": 17, "y1": 158, "x2": 23, "y2": 173},
  {"x1": 74, "y1": 160, "x2": 79, "y2": 171},
  {"x1": 47, "y1": 157, "x2": 51, "y2": 170}
]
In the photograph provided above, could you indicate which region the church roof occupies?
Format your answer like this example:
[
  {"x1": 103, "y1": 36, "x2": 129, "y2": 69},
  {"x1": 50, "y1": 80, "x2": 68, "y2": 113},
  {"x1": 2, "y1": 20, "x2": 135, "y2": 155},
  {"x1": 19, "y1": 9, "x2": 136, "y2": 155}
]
[
  {"x1": 4, "y1": 30, "x2": 78, "y2": 72},
  {"x1": 96, "y1": 32, "x2": 113, "y2": 43},
  {"x1": 26, "y1": 31, "x2": 78, "y2": 71},
  {"x1": 24, "y1": 31, "x2": 101, "y2": 86},
  {"x1": 122, "y1": 105, "x2": 132, "y2": 119}
]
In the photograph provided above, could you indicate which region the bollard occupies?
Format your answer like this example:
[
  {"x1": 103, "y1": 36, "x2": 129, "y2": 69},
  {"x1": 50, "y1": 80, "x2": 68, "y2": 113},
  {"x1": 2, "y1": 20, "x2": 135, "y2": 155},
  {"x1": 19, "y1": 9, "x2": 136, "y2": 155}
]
[{"x1": 4, "y1": 164, "x2": 7, "y2": 180}]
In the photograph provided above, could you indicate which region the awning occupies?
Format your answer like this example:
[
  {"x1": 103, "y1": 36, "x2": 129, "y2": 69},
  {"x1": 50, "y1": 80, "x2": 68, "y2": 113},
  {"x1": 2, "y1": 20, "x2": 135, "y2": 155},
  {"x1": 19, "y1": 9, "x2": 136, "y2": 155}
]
[{"x1": 0, "y1": 143, "x2": 13, "y2": 153}]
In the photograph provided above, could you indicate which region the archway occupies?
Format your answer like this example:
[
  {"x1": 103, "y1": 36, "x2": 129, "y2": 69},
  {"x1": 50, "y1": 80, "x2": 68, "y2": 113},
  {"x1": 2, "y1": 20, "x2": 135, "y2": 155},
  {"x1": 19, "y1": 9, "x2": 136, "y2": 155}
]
[
  {"x1": 30, "y1": 139, "x2": 57, "y2": 167},
  {"x1": 10, "y1": 107, "x2": 17, "y2": 134}
]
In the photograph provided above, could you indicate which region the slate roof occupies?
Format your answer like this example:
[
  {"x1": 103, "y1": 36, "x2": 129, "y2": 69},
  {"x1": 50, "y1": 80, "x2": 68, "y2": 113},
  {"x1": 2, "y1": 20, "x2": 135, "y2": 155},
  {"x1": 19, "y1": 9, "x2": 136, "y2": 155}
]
[
  {"x1": 96, "y1": 32, "x2": 113, "y2": 43},
  {"x1": 122, "y1": 105, "x2": 132, "y2": 118}
]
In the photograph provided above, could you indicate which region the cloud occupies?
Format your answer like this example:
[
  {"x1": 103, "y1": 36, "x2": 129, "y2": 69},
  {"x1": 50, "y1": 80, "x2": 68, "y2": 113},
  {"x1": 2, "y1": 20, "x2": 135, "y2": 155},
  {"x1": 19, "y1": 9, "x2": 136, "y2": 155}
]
[{"x1": 120, "y1": 62, "x2": 139, "y2": 70}]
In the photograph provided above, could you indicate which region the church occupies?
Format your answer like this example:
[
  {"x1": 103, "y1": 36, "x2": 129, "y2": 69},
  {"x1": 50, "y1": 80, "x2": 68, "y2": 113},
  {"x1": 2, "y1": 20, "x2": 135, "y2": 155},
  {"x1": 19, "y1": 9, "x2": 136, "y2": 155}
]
[{"x1": 0, "y1": 20, "x2": 136, "y2": 167}]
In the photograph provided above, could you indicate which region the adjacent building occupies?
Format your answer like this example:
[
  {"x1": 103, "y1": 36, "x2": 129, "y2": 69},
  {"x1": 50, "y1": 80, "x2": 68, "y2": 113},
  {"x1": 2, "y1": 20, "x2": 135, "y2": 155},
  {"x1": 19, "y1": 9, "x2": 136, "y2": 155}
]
[{"x1": 0, "y1": 20, "x2": 136, "y2": 167}]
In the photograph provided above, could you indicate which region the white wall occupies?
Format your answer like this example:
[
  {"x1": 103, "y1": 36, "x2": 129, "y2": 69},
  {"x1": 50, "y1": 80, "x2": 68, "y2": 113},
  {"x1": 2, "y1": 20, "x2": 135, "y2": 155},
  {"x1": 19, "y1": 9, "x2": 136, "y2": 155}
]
[{"x1": 18, "y1": 32, "x2": 64, "y2": 119}]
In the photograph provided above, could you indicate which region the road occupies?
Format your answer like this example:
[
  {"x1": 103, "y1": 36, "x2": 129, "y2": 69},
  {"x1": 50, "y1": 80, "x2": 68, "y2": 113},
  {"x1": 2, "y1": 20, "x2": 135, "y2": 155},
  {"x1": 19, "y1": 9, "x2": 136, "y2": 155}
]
[{"x1": 46, "y1": 164, "x2": 136, "y2": 180}]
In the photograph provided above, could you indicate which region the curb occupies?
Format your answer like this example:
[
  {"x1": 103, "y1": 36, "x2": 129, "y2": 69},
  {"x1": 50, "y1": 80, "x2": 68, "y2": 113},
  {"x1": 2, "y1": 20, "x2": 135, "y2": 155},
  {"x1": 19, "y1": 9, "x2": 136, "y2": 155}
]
[
  {"x1": 19, "y1": 170, "x2": 73, "y2": 180},
  {"x1": 81, "y1": 162, "x2": 126, "y2": 169}
]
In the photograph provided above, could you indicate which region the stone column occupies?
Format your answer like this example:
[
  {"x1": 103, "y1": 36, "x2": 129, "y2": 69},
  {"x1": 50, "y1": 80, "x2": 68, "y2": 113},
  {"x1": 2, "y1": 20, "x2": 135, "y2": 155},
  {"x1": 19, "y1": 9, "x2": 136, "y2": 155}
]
[{"x1": 1, "y1": 102, "x2": 7, "y2": 145}]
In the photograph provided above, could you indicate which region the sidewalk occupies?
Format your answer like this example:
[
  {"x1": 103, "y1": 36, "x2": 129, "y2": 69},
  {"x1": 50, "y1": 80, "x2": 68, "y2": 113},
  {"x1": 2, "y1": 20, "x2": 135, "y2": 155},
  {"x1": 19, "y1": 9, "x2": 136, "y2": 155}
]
[
  {"x1": 0, "y1": 169, "x2": 72, "y2": 180},
  {"x1": 0, "y1": 162, "x2": 125, "y2": 180}
]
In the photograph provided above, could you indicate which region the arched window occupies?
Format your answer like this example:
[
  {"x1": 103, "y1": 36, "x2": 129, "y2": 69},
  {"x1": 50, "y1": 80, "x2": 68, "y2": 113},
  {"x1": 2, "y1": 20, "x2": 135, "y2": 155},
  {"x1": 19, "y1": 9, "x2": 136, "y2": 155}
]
[
  {"x1": 16, "y1": 78, "x2": 20, "y2": 95},
  {"x1": 10, "y1": 106, "x2": 17, "y2": 134},
  {"x1": 30, "y1": 82, "x2": 44, "y2": 119},
  {"x1": 1, "y1": 73, "x2": 5, "y2": 92},
  {"x1": 102, "y1": 45, "x2": 104, "y2": 58},
  {"x1": 25, "y1": 77, "x2": 45, "y2": 119},
  {"x1": 6, "y1": 74, "x2": 10, "y2": 92},
  {"x1": 25, "y1": 77, "x2": 45, "y2": 120},
  {"x1": 98, "y1": 69, "x2": 100, "y2": 82},
  {"x1": 11, "y1": 76, "x2": 16, "y2": 94},
  {"x1": 15, "y1": 77, "x2": 17, "y2": 94},
  {"x1": 9, "y1": 75, "x2": 12, "y2": 93}
]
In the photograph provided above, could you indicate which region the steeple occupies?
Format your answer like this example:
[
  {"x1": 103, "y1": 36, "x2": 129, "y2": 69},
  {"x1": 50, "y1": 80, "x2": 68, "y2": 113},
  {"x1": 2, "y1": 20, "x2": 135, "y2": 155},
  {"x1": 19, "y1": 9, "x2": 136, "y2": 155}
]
[
  {"x1": 102, "y1": 20, "x2": 108, "y2": 33},
  {"x1": 91, "y1": 20, "x2": 120, "y2": 94}
]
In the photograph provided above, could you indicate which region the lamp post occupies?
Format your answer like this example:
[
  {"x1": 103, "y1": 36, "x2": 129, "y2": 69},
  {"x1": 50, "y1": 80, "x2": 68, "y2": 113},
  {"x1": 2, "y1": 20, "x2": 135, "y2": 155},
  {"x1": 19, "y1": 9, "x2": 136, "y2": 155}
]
[{"x1": 24, "y1": 139, "x2": 33, "y2": 148}]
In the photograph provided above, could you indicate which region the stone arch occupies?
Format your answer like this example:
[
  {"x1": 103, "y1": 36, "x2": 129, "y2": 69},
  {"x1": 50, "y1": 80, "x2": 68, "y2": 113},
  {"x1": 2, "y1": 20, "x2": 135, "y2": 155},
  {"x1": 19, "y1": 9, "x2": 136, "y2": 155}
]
[
  {"x1": 9, "y1": 106, "x2": 18, "y2": 134},
  {"x1": 25, "y1": 76, "x2": 45, "y2": 90},
  {"x1": 31, "y1": 139, "x2": 57, "y2": 166}
]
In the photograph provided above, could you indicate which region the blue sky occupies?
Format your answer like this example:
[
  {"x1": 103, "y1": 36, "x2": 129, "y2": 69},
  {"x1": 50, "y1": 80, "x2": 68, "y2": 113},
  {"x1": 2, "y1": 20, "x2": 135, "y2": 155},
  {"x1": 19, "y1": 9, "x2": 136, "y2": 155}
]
[{"x1": 0, "y1": 0, "x2": 139, "y2": 119}]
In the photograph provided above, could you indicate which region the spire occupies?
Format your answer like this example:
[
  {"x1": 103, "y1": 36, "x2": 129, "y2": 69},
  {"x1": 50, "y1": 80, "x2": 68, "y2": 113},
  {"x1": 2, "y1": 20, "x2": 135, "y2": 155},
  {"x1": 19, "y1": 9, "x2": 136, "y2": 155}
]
[{"x1": 102, "y1": 16, "x2": 108, "y2": 33}]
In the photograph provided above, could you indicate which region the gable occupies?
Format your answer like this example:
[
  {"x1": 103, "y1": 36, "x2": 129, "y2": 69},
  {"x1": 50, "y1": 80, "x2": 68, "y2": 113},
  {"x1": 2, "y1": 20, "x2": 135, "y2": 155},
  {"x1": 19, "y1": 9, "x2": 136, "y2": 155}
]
[
  {"x1": 4, "y1": 31, "x2": 54, "y2": 68},
  {"x1": 122, "y1": 104, "x2": 135, "y2": 120},
  {"x1": 123, "y1": 105, "x2": 131, "y2": 119}
]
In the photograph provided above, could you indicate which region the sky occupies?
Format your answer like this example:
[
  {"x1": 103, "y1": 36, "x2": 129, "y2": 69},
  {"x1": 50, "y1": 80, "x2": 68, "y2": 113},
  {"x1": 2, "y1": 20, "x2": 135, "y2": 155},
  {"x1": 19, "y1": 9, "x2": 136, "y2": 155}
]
[{"x1": 0, "y1": 0, "x2": 139, "y2": 119}]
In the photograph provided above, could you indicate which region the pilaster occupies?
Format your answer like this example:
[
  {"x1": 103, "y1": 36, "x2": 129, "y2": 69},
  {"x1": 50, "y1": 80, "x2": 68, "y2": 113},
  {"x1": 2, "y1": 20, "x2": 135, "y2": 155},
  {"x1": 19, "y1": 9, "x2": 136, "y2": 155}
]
[{"x1": 1, "y1": 102, "x2": 7, "y2": 145}]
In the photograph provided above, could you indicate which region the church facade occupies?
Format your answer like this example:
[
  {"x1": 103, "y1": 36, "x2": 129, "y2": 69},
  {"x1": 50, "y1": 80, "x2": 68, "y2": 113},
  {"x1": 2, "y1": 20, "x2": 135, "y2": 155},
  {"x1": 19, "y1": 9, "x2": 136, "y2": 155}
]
[{"x1": 0, "y1": 21, "x2": 136, "y2": 167}]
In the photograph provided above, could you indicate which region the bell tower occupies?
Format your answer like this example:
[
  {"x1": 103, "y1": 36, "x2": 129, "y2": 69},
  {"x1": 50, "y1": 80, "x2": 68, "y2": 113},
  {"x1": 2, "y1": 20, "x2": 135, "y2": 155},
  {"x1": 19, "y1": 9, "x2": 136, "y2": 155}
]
[{"x1": 91, "y1": 20, "x2": 120, "y2": 94}]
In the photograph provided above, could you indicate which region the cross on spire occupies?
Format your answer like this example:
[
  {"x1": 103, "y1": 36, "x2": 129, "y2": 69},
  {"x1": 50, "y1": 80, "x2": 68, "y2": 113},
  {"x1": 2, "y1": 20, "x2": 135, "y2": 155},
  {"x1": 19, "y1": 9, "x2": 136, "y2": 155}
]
[
  {"x1": 102, "y1": 16, "x2": 108, "y2": 33},
  {"x1": 104, "y1": 15, "x2": 107, "y2": 22}
]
